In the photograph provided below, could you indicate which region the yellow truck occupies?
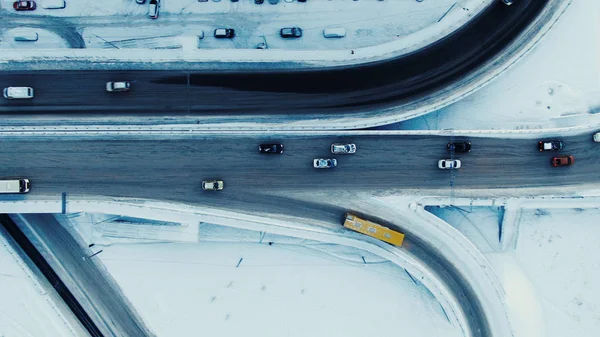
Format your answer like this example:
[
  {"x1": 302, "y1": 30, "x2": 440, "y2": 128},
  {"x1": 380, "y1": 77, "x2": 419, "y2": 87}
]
[{"x1": 343, "y1": 213, "x2": 405, "y2": 246}]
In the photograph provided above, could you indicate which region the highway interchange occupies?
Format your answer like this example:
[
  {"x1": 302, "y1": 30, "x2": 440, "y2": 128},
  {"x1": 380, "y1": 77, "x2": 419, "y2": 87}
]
[{"x1": 0, "y1": 0, "x2": 570, "y2": 336}]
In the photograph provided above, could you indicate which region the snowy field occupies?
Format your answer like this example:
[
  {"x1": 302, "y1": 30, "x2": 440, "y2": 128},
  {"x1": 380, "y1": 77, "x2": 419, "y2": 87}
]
[
  {"x1": 0, "y1": 228, "x2": 80, "y2": 337},
  {"x1": 427, "y1": 205, "x2": 600, "y2": 337},
  {"x1": 65, "y1": 216, "x2": 459, "y2": 337},
  {"x1": 1, "y1": 0, "x2": 459, "y2": 50},
  {"x1": 384, "y1": 0, "x2": 600, "y2": 131}
]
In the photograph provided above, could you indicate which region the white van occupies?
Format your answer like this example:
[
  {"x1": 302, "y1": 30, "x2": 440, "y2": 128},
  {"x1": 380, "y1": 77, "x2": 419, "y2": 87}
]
[
  {"x1": 14, "y1": 32, "x2": 38, "y2": 42},
  {"x1": 41, "y1": 0, "x2": 66, "y2": 9},
  {"x1": 323, "y1": 28, "x2": 346, "y2": 38},
  {"x1": 3, "y1": 87, "x2": 34, "y2": 99},
  {"x1": 0, "y1": 179, "x2": 30, "y2": 194}
]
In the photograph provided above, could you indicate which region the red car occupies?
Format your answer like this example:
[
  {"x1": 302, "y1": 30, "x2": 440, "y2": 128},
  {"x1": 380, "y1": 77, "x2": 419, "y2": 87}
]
[
  {"x1": 13, "y1": 1, "x2": 36, "y2": 10},
  {"x1": 551, "y1": 155, "x2": 575, "y2": 167}
]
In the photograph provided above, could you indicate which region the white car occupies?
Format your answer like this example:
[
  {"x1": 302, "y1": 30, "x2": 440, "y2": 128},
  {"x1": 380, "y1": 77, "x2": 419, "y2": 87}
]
[
  {"x1": 501, "y1": 0, "x2": 514, "y2": 5},
  {"x1": 331, "y1": 143, "x2": 356, "y2": 154},
  {"x1": 202, "y1": 180, "x2": 224, "y2": 191},
  {"x1": 106, "y1": 81, "x2": 131, "y2": 92},
  {"x1": 3, "y1": 87, "x2": 34, "y2": 99},
  {"x1": 313, "y1": 158, "x2": 337, "y2": 169},
  {"x1": 594, "y1": 132, "x2": 600, "y2": 142},
  {"x1": 148, "y1": 0, "x2": 159, "y2": 19},
  {"x1": 438, "y1": 159, "x2": 461, "y2": 170}
]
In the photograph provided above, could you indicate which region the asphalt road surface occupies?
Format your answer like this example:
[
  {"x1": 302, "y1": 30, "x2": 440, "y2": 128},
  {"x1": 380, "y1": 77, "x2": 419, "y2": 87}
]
[
  {"x1": 4, "y1": 133, "x2": 590, "y2": 337},
  {"x1": 0, "y1": 134, "x2": 595, "y2": 203},
  {"x1": 0, "y1": 0, "x2": 548, "y2": 116}
]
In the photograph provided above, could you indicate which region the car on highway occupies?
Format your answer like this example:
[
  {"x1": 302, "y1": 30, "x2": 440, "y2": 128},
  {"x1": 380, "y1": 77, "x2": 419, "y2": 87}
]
[
  {"x1": 0, "y1": 178, "x2": 30, "y2": 194},
  {"x1": 202, "y1": 180, "x2": 224, "y2": 191},
  {"x1": 538, "y1": 140, "x2": 565, "y2": 152},
  {"x1": 13, "y1": 1, "x2": 36, "y2": 10},
  {"x1": 594, "y1": 132, "x2": 600, "y2": 142},
  {"x1": 551, "y1": 155, "x2": 575, "y2": 167},
  {"x1": 148, "y1": 0, "x2": 159, "y2": 19},
  {"x1": 447, "y1": 142, "x2": 471, "y2": 153},
  {"x1": 438, "y1": 159, "x2": 461, "y2": 169},
  {"x1": 214, "y1": 28, "x2": 235, "y2": 38},
  {"x1": 313, "y1": 158, "x2": 337, "y2": 169},
  {"x1": 331, "y1": 143, "x2": 356, "y2": 154},
  {"x1": 105, "y1": 81, "x2": 131, "y2": 92},
  {"x1": 3, "y1": 87, "x2": 34, "y2": 99},
  {"x1": 258, "y1": 144, "x2": 284, "y2": 154},
  {"x1": 280, "y1": 27, "x2": 302, "y2": 38}
]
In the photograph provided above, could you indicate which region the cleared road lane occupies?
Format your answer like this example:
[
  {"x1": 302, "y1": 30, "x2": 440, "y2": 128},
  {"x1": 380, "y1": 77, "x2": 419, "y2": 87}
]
[
  {"x1": 0, "y1": 134, "x2": 595, "y2": 202},
  {"x1": 0, "y1": 0, "x2": 549, "y2": 116}
]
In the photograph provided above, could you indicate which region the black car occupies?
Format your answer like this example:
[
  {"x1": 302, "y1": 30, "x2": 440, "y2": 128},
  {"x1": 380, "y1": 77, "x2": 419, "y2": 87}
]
[
  {"x1": 255, "y1": 0, "x2": 264, "y2": 3},
  {"x1": 258, "y1": 144, "x2": 284, "y2": 154},
  {"x1": 447, "y1": 142, "x2": 471, "y2": 153},
  {"x1": 214, "y1": 28, "x2": 235, "y2": 39},
  {"x1": 538, "y1": 140, "x2": 565, "y2": 152},
  {"x1": 280, "y1": 27, "x2": 302, "y2": 38}
]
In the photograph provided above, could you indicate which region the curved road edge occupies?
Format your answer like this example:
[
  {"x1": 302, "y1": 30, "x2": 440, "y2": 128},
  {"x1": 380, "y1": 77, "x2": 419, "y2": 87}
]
[
  {"x1": 0, "y1": 0, "x2": 490, "y2": 69},
  {"x1": 0, "y1": 195, "x2": 510, "y2": 337}
]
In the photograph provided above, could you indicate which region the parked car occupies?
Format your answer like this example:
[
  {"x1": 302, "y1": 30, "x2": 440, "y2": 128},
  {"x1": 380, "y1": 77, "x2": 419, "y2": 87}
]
[
  {"x1": 438, "y1": 159, "x2": 461, "y2": 169},
  {"x1": 3, "y1": 87, "x2": 34, "y2": 99},
  {"x1": 280, "y1": 27, "x2": 302, "y2": 38},
  {"x1": 501, "y1": 0, "x2": 514, "y2": 5},
  {"x1": 551, "y1": 155, "x2": 575, "y2": 167},
  {"x1": 538, "y1": 140, "x2": 565, "y2": 152},
  {"x1": 258, "y1": 144, "x2": 284, "y2": 154},
  {"x1": 148, "y1": 0, "x2": 159, "y2": 19},
  {"x1": 13, "y1": 1, "x2": 36, "y2": 10},
  {"x1": 269, "y1": 0, "x2": 279, "y2": 4},
  {"x1": 202, "y1": 180, "x2": 224, "y2": 191},
  {"x1": 323, "y1": 28, "x2": 346, "y2": 38},
  {"x1": 447, "y1": 142, "x2": 471, "y2": 153},
  {"x1": 593, "y1": 132, "x2": 600, "y2": 142},
  {"x1": 255, "y1": 0, "x2": 264, "y2": 3},
  {"x1": 214, "y1": 28, "x2": 235, "y2": 38},
  {"x1": 136, "y1": 0, "x2": 146, "y2": 4},
  {"x1": 40, "y1": 0, "x2": 64, "y2": 9},
  {"x1": 331, "y1": 143, "x2": 356, "y2": 154},
  {"x1": 105, "y1": 81, "x2": 131, "y2": 92},
  {"x1": 313, "y1": 158, "x2": 337, "y2": 169}
]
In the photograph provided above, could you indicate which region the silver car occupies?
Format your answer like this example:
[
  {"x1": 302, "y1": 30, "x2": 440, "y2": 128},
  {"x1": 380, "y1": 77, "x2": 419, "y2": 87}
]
[
  {"x1": 202, "y1": 180, "x2": 224, "y2": 191},
  {"x1": 331, "y1": 143, "x2": 356, "y2": 154},
  {"x1": 313, "y1": 158, "x2": 337, "y2": 169},
  {"x1": 438, "y1": 159, "x2": 461, "y2": 170}
]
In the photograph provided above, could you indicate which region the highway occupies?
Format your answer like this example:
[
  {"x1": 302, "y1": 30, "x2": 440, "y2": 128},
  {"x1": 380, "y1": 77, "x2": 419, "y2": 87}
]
[
  {"x1": 0, "y1": 133, "x2": 596, "y2": 205},
  {"x1": 0, "y1": 0, "x2": 549, "y2": 116},
  {"x1": 5, "y1": 132, "x2": 593, "y2": 337}
]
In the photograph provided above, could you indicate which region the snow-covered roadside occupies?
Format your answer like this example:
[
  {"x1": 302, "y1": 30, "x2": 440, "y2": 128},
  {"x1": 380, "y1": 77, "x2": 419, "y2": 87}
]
[
  {"x1": 415, "y1": 197, "x2": 600, "y2": 337},
  {"x1": 391, "y1": 0, "x2": 600, "y2": 132},
  {"x1": 0, "y1": 0, "x2": 489, "y2": 66},
  {"x1": 0, "y1": 226, "x2": 84, "y2": 337}
]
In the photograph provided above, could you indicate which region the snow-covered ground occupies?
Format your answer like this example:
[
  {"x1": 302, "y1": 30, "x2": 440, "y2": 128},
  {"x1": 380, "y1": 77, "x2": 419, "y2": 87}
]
[
  {"x1": 2, "y1": 0, "x2": 459, "y2": 50},
  {"x1": 387, "y1": 0, "x2": 600, "y2": 131},
  {"x1": 64, "y1": 215, "x2": 459, "y2": 337},
  {"x1": 0, "y1": 227, "x2": 82, "y2": 337},
  {"x1": 426, "y1": 205, "x2": 600, "y2": 337}
]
